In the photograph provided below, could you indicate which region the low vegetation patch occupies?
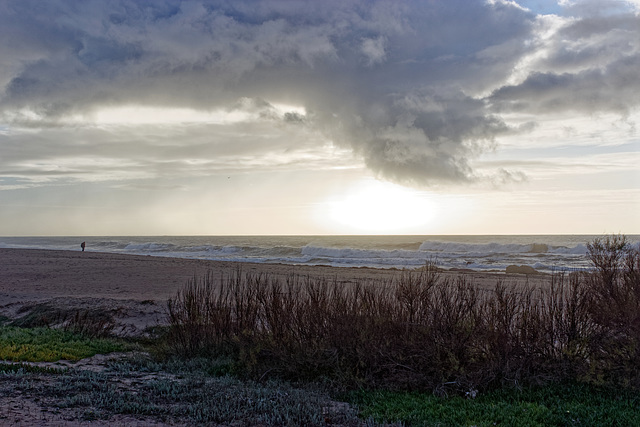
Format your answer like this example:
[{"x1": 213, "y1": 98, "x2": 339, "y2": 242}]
[
  {"x1": 0, "y1": 353, "x2": 360, "y2": 426},
  {"x1": 10, "y1": 303, "x2": 118, "y2": 337},
  {"x1": 0, "y1": 326, "x2": 130, "y2": 362},
  {"x1": 0, "y1": 362, "x2": 64, "y2": 375},
  {"x1": 348, "y1": 382, "x2": 640, "y2": 426}
]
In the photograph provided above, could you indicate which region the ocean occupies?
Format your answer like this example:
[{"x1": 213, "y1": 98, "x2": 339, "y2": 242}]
[{"x1": 2, "y1": 235, "x2": 639, "y2": 273}]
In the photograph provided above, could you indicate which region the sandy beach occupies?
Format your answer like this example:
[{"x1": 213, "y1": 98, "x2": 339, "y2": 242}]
[{"x1": 0, "y1": 248, "x2": 549, "y2": 336}]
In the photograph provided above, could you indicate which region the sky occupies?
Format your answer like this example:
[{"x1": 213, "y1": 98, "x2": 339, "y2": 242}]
[{"x1": 0, "y1": 0, "x2": 639, "y2": 236}]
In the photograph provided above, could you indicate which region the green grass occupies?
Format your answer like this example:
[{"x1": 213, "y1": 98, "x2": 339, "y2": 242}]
[
  {"x1": 1, "y1": 326, "x2": 638, "y2": 426},
  {"x1": 0, "y1": 326, "x2": 131, "y2": 362},
  {"x1": 348, "y1": 383, "x2": 640, "y2": 426}
]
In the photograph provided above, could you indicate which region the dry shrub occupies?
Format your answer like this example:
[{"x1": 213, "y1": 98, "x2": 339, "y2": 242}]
[
  {"x1": 166, "y1": 236, "x2": 640, "y2": 393},
  {"x1": 11, "y1": 303, "x2": 117, "y2": 338},
  {"x1": 62, "y1": 309, "x2": 117, "y2": 338},
  {"x1": 583, "y1": 235, "x2": 640, "y2": 388}
]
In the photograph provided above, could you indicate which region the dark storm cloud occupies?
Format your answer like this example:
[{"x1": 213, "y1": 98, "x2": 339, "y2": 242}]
[
  {"x1": 490, "y1": 9, "x2": 640, "y2": 116},
  {"x1": 490, "y1": 55, "x2": 640, "y2": 115},
  {"x1": 1, "y1": 0, "x2": 638, "y2": 186}
]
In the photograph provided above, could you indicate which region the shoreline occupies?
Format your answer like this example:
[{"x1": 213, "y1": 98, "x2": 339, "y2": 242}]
[
  {"x1": 0, "y1": 247, "x2": 550, "y2": 335},
  {"x1": 1, "y1": 234, "x2": 604, "y2": 274}
]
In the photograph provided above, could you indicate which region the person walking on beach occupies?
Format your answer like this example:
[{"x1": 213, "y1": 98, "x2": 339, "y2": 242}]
[{"x1": 81, "y1": 242, "x2": 86, "y2": 252}]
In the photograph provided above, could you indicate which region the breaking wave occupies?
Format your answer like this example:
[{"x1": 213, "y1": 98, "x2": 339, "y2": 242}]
[{"x1": 2, "y1": 235, "x2": 636, "y2": 273}]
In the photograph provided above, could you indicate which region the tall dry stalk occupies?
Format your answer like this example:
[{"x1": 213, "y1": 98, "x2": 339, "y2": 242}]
[{"x1": 165, "y1": 236, "x2": 640, "y2": 391}]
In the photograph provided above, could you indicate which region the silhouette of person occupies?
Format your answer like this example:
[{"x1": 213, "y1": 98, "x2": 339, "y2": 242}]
[{"x1": 81, "y1": 242, "x2": 86, "y2": 252}]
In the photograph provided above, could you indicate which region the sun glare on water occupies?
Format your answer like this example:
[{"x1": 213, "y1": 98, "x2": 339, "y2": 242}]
[{"x1": 325, "y1": 180, "x2": 437, "y2": 233}]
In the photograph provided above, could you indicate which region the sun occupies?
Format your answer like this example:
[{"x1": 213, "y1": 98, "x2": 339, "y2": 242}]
[{"x1": 324, "y1": 179, "x2": 438, "y2": 233}]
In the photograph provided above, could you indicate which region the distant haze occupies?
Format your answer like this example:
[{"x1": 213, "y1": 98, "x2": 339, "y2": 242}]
[{"x1": 1, "y1": 0, "x2": 638, "y2": 235}]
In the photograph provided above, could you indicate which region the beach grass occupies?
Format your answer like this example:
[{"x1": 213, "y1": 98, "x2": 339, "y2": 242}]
[
  {"x1": 0, "y1": 326, "x2": 130, "y2": 362},
  {"x1": 9, "y1": 303, "x2": 118, "y2": 337}
]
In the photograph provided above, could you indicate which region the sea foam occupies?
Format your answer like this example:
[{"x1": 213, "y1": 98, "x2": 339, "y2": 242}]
[{"x1": 1, "y1": 235, "x2": 636, "y2": 273}]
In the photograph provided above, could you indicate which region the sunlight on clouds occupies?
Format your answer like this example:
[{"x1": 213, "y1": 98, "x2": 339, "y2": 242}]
[
  {"x1": 14, "y1": 156, "x2": 153, "y2": 182},
  {"x1": 2, "y1": 108, "x2": 47, "y2": 125},
  {"x1": 271, "y1": 103, "x2": 307, "y2": 117},
  {"x1": 496, "y1": 110, "x2": 640, "y2": 150},
  {"x1": 90, "y1": 106, "x2": 250, "y2": 125},
  {"x1": 87, "y1": 102, "x2": 306, "y2": 126},
  {"x1": 324, "y1": 179, "x2": 438, "y2": 233},
  {"x1": 503, "y1": 14, "x2": 566, "y2": 88}
]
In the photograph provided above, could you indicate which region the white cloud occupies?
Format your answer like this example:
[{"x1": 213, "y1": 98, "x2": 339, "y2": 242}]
[
  {"x1": 361, "y1": 36, "x2": 387, "y2": 65},
  {"x1": 90, "y1": 106, "x2": 249, "y2": 125}
]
